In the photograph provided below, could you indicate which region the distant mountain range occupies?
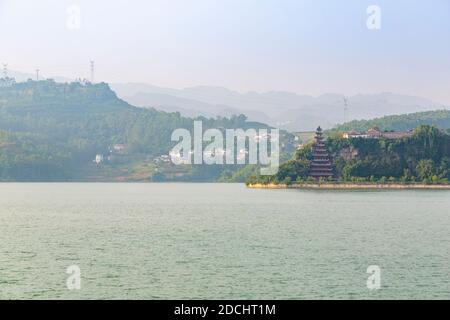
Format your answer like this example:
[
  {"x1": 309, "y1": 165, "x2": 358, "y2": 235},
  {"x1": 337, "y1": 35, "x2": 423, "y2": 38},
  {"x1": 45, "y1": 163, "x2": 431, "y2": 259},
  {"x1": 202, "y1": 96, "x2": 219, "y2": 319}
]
[
  {"x1": 6, "y1": 70, "x2": 446, "y2": 131},
  {"x1": 111, "y1": 83, "x2": 446, "y2": 131}
]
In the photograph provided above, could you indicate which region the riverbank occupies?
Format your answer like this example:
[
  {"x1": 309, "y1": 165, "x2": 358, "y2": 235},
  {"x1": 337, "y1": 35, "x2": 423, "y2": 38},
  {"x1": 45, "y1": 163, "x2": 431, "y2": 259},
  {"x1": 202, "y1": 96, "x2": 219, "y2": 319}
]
[{"x1": 247, "y1": 183, "x2": 450, "y2": 190}]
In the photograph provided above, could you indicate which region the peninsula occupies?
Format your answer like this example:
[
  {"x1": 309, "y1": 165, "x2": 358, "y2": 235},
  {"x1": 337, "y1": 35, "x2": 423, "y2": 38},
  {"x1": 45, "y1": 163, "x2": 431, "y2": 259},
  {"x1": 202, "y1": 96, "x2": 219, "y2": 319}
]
[{"x1": 246, "y1": 125, "x2": 450, "y2": 189}]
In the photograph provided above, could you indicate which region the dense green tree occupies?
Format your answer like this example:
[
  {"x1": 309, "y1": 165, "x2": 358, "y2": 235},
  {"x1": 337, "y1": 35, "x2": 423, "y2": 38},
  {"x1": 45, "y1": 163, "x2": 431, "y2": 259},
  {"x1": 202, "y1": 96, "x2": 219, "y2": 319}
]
[
  {"x1": 416, "y1": 159, "x2": 435, "y2": 181},
  {"x1": 249, "y1": 125, "x2": 450, "y2": 185}
]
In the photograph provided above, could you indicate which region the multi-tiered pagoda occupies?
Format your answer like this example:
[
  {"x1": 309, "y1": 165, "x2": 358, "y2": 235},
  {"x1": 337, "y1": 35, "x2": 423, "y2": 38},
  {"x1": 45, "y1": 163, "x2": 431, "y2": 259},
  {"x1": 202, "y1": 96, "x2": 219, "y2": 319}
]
[{"x1": 310, "y1": 126, "x2": 334, "y2": 180}]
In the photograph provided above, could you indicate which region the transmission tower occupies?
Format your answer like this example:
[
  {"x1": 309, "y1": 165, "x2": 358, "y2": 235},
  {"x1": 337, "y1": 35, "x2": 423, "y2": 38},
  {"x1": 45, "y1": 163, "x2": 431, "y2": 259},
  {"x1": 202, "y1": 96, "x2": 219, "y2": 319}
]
[
  {"x1": 90, "y1": 60, "x2": 95, "y2": 83},
  {"x1": 2, "y1": 63, "x2": 8, "y2": 78},
  {"x1": 343, "y1": 96, "x2": 349, "y2": 123}
]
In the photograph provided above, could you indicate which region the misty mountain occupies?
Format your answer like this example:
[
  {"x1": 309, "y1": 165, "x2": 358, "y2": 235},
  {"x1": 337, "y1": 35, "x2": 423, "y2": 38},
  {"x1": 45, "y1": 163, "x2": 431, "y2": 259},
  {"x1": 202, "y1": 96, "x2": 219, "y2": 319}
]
[
  {"x1": 111, "y1": 83, "x2": 445, "y2": 131},
  {"x1": 5, "y1": 73, "x2": 444, "y2": 131},
  {"x1": 121, "y1": 91, "x2": 273, "y2": 124}
]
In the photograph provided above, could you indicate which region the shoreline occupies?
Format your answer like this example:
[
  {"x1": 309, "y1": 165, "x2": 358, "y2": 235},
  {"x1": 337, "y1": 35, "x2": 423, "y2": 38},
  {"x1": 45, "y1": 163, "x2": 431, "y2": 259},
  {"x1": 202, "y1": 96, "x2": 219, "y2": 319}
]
[{"x1": 247, "y1": 183, "x2": 450, "y2": 190}]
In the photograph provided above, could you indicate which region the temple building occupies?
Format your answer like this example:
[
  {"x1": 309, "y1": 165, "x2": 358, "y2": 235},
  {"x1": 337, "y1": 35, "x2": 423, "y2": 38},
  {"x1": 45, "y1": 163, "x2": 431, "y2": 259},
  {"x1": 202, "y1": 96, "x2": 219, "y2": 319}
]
[
  {"x1": 342, "y1": 127, "x2": 414, "y2": 139},
  {"x1": 310, "y1": 126, "x2": 334, "y2": 180}
]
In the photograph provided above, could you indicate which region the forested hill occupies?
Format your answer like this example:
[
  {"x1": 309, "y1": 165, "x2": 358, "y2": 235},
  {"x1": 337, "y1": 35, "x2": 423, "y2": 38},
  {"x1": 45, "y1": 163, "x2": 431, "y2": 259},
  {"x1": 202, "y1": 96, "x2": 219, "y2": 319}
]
[
  {"x1": 0, "y1": 80, "x2": 292, "y2": 181},
  {"x1": 0, "y1": 80, "x2": 189, "y2": 165},
  {"x1": 333, "y1": 110, "x2": 450, "y2": 132},
  {"x1": 248, "y1": 125, "x2": 450, "y2": 185}
]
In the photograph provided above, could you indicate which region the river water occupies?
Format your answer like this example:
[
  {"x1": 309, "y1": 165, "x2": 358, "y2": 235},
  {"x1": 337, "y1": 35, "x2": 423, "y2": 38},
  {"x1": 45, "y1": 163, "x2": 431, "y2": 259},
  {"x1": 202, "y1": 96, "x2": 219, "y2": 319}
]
[{"x1": 0, "y1": 183, "x2": 448, "y2": 299}]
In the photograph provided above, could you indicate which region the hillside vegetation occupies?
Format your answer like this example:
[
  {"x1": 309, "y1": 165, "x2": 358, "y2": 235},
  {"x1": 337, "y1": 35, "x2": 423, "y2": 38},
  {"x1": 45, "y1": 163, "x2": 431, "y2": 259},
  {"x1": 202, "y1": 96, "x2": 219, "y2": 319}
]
[
  {"x1": 248, "y1": 125, "x2": 450, "y2": 185},
  {"x1": 333, "y1": 110, "x2": 450, "y2": 132},
  {"x1": 0, "y1": 80, "x2": 293, "y2": 181}
]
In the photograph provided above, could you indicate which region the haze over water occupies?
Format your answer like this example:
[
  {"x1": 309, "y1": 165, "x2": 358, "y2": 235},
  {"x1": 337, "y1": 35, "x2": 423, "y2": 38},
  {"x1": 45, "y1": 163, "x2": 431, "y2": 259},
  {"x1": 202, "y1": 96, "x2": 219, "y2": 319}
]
[{"x1": 0, "y1": 183, "x2": 448, "y2": 299}]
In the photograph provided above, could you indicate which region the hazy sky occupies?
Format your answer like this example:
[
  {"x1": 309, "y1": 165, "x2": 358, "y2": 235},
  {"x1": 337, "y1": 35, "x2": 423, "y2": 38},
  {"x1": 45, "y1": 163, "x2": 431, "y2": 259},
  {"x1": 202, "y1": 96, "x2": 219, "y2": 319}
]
[{"x1": 1, "y1": 0, "x2": 450, "y2": 104}]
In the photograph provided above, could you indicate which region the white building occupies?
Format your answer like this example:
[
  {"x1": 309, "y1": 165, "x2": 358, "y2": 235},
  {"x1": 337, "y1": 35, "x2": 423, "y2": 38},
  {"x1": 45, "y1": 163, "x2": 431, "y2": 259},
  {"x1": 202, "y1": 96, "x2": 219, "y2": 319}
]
[{"x1": 94, "y1": 154, "x2": 104, "y2": 164}]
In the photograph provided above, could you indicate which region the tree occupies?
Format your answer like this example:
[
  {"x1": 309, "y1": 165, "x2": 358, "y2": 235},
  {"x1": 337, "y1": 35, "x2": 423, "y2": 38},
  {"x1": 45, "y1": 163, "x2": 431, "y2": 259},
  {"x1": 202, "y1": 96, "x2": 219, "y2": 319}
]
[
  {"x1": 401, "y1": 169, "x2": 412, "y2": 183},
  {"x1": 439, "y1": 157, "x2": 450, "y2": 179},
  {"x1": 416, "y1": 159, "x2": 435, "y2": 181},
  {"x1": 276, "y1": 159, "x2": 310, "y2": 181}
]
